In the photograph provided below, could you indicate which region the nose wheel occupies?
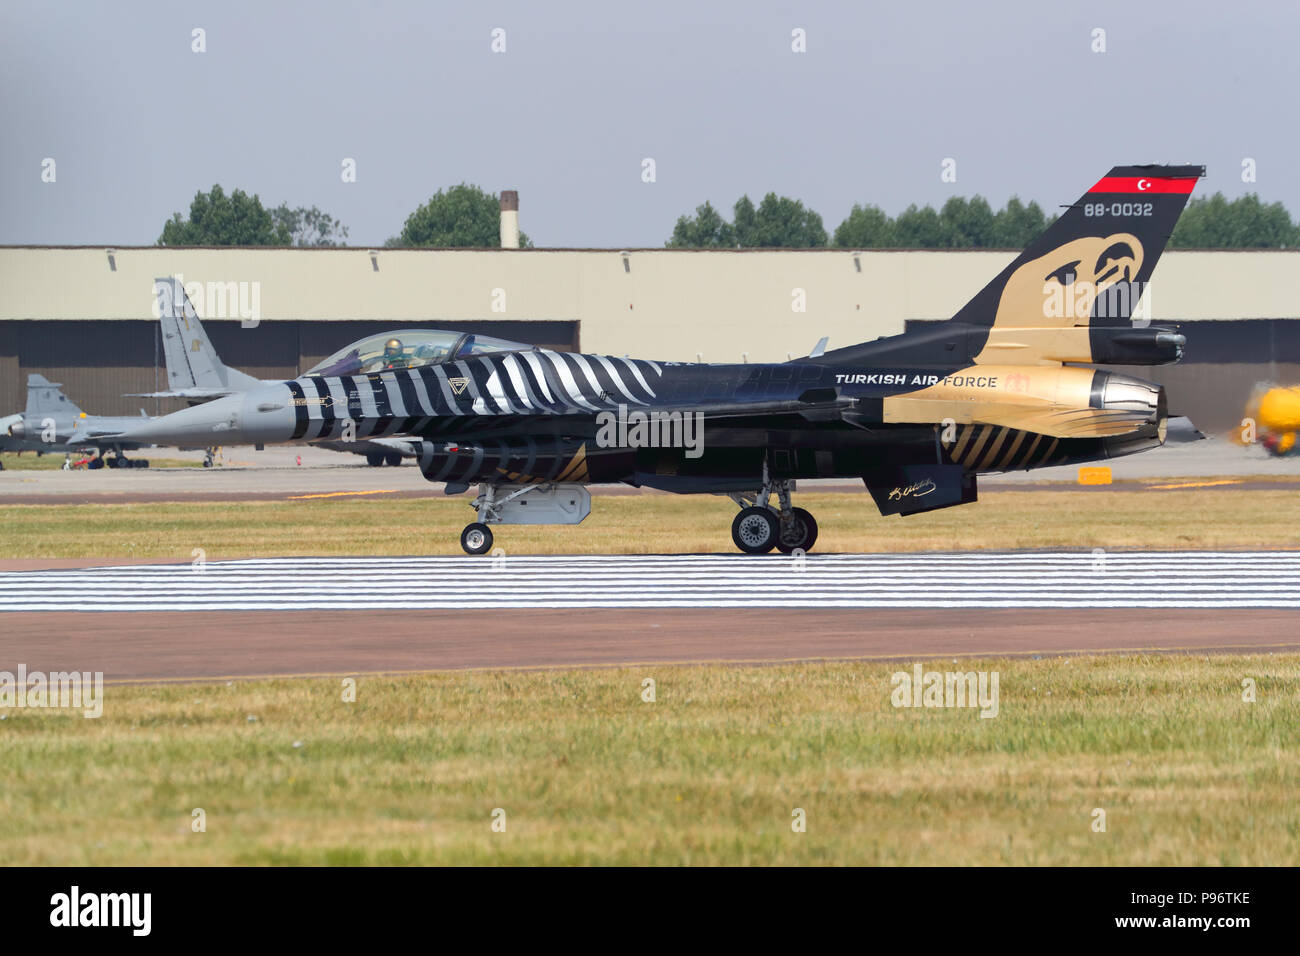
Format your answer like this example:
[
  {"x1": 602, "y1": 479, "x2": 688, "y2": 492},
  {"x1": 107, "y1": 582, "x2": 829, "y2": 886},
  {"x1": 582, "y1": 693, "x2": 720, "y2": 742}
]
[{"x1": 460, "y1": 522, "x2": 494, "y2": 555}]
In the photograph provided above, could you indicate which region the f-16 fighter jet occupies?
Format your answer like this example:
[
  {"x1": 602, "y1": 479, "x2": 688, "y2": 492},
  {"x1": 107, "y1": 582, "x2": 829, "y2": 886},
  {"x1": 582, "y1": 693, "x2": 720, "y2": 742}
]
[{"x1": 112, "y1": 164, "x2": 1203, "y2": 553}]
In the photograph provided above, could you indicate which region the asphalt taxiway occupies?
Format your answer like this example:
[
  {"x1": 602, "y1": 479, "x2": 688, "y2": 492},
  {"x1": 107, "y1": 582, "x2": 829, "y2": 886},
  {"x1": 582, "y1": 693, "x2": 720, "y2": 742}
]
[
  {"x1": 3, "y1": 438, "x2": 1297, "y2": 683},
  {"x1": 1, "y1": 552, "x2": 1296, "y2": 682}
]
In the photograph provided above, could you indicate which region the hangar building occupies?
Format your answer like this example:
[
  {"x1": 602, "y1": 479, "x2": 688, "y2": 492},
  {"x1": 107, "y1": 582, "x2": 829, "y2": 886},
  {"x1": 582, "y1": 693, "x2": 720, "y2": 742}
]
[{"x1": 1, "y1": 240, "x2": 1297, "y2": 433}]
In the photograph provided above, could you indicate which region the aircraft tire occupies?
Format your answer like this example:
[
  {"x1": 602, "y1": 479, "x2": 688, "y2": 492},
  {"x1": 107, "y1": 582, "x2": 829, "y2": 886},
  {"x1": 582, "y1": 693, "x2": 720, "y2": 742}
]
[
  {"x1": 775, "y1": 507, "x2": 818, "y2": 554},
  {"x1": 366, "y1": 453, "x2": 383, "y2": 467},
  {"x1": 385, "y1": 452, "x2": 403, "y2": 467},
  {"x1": 731, "y1": 506, "x2": 779, "y2": 554},
  {"x1": 461, "y1": 522, "x2": 494, "y2": 556}
]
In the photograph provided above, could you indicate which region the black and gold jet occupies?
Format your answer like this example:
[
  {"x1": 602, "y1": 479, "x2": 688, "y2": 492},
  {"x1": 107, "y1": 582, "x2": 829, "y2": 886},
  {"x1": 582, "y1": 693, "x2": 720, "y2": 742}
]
[{"x1": 116, "y1": 164, "x2": 1204, "y2": 554}]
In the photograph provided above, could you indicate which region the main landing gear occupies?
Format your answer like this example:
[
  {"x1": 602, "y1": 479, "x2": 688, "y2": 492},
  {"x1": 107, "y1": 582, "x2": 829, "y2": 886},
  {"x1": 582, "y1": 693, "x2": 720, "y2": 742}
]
[{"x1": 727, "y1": 475, "x2": 818, "y2": 555}]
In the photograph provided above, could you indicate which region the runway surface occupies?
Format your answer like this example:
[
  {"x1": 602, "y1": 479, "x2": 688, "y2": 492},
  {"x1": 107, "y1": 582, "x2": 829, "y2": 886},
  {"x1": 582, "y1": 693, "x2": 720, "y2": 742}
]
[
  {"x1": 2, "y1": 551, "x2": 1299, "y2": 612},
  {"x1": 4, "y1": 551, "x2": 1297, "y2": 682}
]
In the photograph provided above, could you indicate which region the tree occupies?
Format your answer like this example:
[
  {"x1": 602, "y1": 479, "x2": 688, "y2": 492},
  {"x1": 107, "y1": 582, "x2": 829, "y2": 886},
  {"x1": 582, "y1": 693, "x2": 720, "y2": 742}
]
[
  {"x1": 833, "y1": 203, "x2": 894, "y2": 247},
  {"x1": 991, "y1": 196, "x2": 1047, "y2": 248},
  {"x1": 666, "y1": 201, "x2": 734, "y2": 247},
  {"x1": 270, "y1": 204, "x2": 349, "y2": 247},
  {"x1": 731, "y1": 195, "x2": 758, "y2": 246},
  {"x1": 389, "y1": 183, "x2": 531, "y2": 248},
  {"x1": 938, "y1": 196, "x2": 996, "y2": 247},
  {"x1": 665, "y1": 193, "x2": 828, "y2": 248},
  {"x1": 834, "y1": 195, "x2": 1047, "y2": 249},
  {"x1": 891, "y1": 204, "x2": 944, "y2": 247},
  {"x1": 1170, "y1": 192, "x2": 1300, "y2": 248},
  {"x1": 739, "y1": 193, "x2": 828, "y2": 248},
  {"x1": 158, "y1": 185, "x2": 290, "y2": 246}
]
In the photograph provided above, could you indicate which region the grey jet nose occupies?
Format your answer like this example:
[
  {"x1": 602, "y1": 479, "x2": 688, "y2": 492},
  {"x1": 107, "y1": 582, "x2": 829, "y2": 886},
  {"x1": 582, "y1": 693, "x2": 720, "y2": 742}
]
[{"x1": 115, "y1": 393, "x2": 244, "y2": 445}]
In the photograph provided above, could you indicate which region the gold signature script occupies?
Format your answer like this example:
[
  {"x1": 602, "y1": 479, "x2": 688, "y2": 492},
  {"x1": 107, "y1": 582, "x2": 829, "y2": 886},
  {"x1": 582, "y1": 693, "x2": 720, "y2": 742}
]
[{"x1": 888, "y1": 478, "x2": 937, "y2": 500}]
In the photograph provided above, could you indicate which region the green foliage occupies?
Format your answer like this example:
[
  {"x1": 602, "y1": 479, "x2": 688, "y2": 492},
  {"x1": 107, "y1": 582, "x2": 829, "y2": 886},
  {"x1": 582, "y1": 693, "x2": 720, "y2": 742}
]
[
  {"x1": 991, "y1": 197, "x2": 1048, "y2": 248},
  {"x1": 741, "y1": 193, "x2": 829, "y2": 247},
  {"x1": 388, "y1": 183, "x2": 531, "y2": 248},
  {"x1": 890, "y1": 203, "x2": 944, "y2": 247},
  {"x1": 1169, "y1": 192, "x2": 1300, "y2": 248},
  {"x1": 835, "y1": 196, "x2": 1046, "y2": 249},
  {"x1": 270, "y1": 204, "x2": 349, "y2": 247},
  {"x1": 158, "y1": 185, "x2": 290, "y2": 246},
  {"x1": 667, "y1": 193, "x2": 828, "y2": 248},
  {"x1": 832, "y1": 203, "x2": 894, "y2": 248},
  {"x1": 666, "y1": 201, "x2": 734, "y2": 248}
]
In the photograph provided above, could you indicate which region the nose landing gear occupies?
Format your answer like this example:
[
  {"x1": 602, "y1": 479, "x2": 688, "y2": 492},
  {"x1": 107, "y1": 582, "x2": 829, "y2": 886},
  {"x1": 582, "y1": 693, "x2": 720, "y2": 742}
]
[
  {"x1": 727, "y1": 475, "x2": 818, "y2": 555},
  {"x1": 457, "y1": 482, "x2": 593, "y2": 554}
]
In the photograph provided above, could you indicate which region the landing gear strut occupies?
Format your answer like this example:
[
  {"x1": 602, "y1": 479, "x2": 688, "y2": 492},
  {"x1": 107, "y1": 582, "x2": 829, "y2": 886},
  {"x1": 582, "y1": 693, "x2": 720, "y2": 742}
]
[
  {"x1": 727, "y1": 466, "x2": 818, "y2": 555},
  {"x1": 457, "y1": 482, "x2": 593, "y2": 555}
]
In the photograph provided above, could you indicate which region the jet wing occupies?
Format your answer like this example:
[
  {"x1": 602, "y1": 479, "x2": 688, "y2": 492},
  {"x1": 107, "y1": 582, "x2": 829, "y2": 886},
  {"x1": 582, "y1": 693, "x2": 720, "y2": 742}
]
[{"x1": 124, "y1": 388, "x2": 240, "y2": 402}]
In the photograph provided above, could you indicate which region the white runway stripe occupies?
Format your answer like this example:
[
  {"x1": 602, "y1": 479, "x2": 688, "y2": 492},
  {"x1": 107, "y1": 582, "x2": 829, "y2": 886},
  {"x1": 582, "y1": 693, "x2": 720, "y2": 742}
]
[{"x1": 1, "y1": 552, "x2": 1299, "y2": 612}]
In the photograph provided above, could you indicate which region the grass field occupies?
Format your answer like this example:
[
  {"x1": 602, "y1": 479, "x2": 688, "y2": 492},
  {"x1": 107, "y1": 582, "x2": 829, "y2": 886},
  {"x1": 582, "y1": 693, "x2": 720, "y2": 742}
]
[
  {"x1": 2, "y1": 487, "x2": 1300, "y2": 559},
  {"x1": 1, "y1": 654, "x2": 1295, "y2": 865}
]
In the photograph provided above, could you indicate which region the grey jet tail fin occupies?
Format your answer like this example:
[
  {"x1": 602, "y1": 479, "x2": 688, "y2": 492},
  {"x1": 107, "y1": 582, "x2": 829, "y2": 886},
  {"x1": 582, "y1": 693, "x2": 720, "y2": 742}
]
[
  {"x1": 24, "y1": 374, "x2": 81, "y2": 417},
  {"x1": 153, "y1": 277, "x2": 263, "y2": 395}
]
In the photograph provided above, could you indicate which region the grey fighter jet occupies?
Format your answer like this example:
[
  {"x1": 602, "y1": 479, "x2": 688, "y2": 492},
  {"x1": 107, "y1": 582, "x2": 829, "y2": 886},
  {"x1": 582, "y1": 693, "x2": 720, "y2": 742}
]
[
  {"x1": 2, "y1": 375, "x2": 154, "y2": 467},
  {"x1": 137, "y1": 276, "x2": 417, "y2": 467}
]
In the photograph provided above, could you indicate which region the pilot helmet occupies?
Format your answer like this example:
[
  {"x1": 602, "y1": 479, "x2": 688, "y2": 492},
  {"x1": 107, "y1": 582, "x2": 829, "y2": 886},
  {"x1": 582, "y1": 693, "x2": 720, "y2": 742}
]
[{"x1": 383, "y1": 338, "x2": 403, "y2": 358}]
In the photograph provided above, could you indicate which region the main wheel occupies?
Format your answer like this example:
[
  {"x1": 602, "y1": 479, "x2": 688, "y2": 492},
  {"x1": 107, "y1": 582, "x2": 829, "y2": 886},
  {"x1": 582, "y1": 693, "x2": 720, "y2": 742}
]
[
  {"x1": 384, "y1": 452, "x2": 403, "y2": 467},
  {"x1": 366, "y1": 452, "x2": 383, "y2": 467},
  {"x1": 775, "y1": 507, "x2": 818, "y2": 554},
  {"x1": 731, "y1": 506, "x2": 779, "y2": 554},
  {"x1": 460, "y1": 522, "x2": 494, "y2": 555}
]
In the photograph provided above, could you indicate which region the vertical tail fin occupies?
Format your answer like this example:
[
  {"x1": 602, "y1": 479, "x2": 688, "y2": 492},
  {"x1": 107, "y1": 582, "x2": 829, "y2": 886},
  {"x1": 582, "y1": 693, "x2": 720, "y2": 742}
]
[
  {"x1": 952, "y1": 164, "x2": 1204, "y2": 331},
  {"x1": 153, "y1": 277, "x2": 262, "y2": 394},
  {"x1": 154, "y1": 277, "x2": 226, "y2": 390},
  {"x1": 24, "y1": 374, "x2": 81, "y2": 417}
]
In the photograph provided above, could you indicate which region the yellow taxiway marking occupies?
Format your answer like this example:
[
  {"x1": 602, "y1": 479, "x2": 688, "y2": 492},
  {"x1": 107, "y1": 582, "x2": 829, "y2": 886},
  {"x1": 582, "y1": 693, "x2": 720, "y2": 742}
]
[
  {"x1": 287, "y1": 489, "x2": 400, "y2": 500},
  {"x1": 100, "y1": 640, "x2": 1300, "y2": 687},
  {"x1": 1147, "y1": 479, "x2": 1245, "y2": 490}
]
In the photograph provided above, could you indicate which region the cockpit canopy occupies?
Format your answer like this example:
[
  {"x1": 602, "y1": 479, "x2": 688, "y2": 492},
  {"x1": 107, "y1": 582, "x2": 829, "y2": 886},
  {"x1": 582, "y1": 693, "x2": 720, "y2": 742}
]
[{"x1": 304, "y1": 329, "x2": 530, "y2": 378}]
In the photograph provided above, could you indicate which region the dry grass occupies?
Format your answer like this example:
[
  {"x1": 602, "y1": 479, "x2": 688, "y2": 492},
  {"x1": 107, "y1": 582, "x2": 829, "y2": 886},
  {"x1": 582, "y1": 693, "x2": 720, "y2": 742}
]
[
  {"x1": 1, "y1": 488, "x2": 1298, "y2": 560},
  {"x1": 1, "y1": 654, "x2": 1295, "y2": 865}
]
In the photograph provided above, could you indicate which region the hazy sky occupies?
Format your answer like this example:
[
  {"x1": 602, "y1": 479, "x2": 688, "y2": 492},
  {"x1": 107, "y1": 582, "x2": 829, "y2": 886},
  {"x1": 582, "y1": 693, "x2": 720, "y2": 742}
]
[{"x1": 2, "y1": 0, "x2": 1295, "y2": 248}]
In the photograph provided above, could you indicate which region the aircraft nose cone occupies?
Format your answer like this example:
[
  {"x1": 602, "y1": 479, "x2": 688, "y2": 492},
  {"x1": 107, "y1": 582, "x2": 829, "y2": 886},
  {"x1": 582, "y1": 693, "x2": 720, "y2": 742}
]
[{"x1": 120, "y1": 394, "x2": 243, "y2": 444}]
